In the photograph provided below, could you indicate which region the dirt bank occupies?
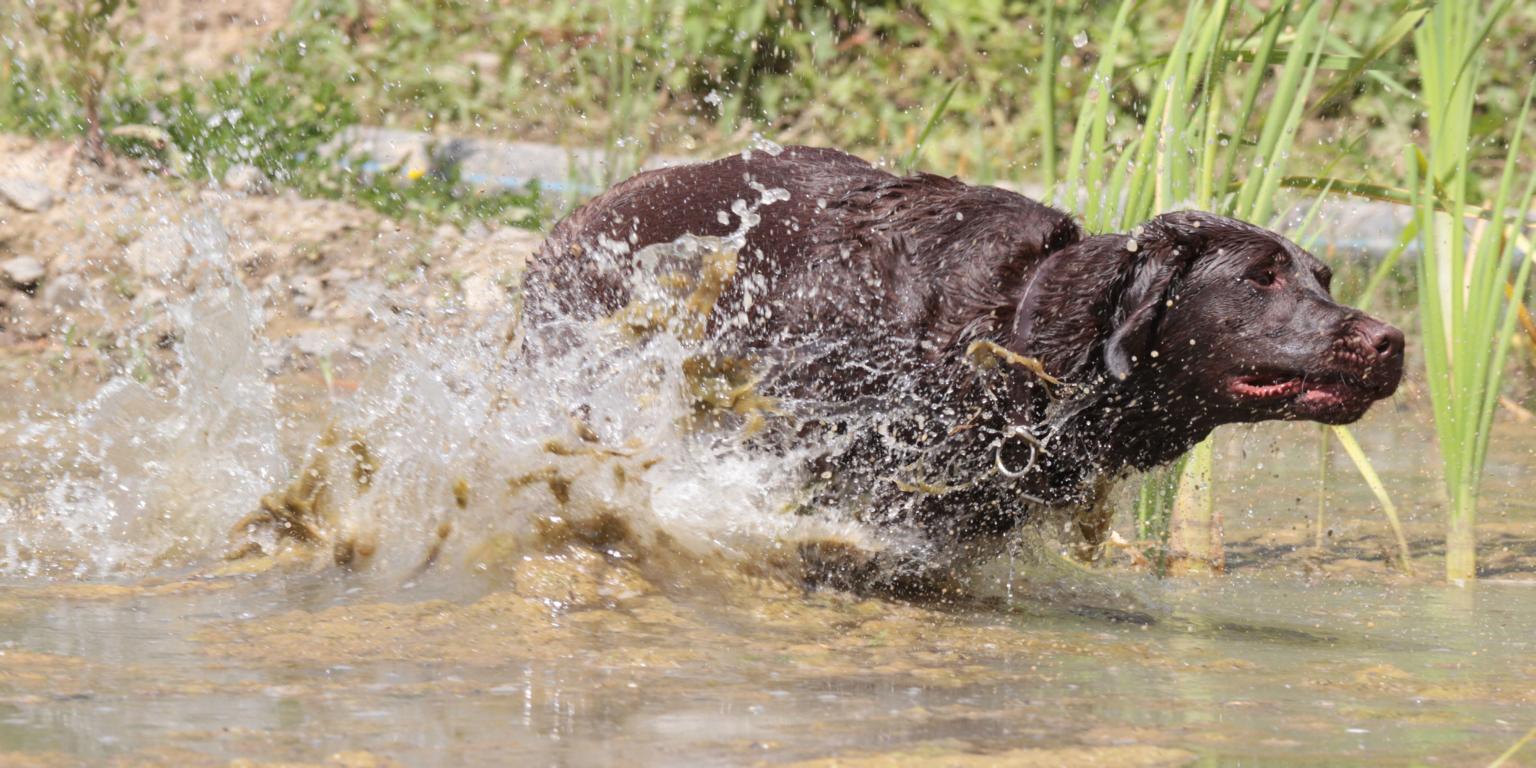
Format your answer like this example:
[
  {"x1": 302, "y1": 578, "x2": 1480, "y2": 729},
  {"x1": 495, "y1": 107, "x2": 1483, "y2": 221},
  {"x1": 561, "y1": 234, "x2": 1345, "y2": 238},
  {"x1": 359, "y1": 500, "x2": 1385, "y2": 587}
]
[{"x1": 0, "y1": 134, "x2": 541, "y2": 391}]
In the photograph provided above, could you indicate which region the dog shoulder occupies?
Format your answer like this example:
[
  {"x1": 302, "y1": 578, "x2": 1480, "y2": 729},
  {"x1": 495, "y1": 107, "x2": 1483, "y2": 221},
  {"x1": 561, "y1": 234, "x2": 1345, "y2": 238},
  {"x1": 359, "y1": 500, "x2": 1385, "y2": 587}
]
[{"x1": 956, "y1": 185, "x2": 1082, "y2": 260}]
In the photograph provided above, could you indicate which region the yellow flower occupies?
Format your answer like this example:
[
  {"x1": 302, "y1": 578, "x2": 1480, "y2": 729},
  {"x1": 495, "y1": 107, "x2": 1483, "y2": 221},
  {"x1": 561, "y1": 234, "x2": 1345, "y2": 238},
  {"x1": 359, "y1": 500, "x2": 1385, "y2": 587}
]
[{"x1": 407, "y1": 167, "x2": 427, "y2": 181}]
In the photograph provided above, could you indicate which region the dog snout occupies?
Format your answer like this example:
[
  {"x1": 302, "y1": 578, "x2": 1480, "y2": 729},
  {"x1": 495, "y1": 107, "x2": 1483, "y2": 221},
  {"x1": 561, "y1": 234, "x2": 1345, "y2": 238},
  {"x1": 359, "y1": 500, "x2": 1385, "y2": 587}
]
[
  {"x1": 1353, "y1": 317, "x2": 1404, "y2": 364},
  {"x1": 1343, "y1": 315, "x2": 1405, "y2": 396}
]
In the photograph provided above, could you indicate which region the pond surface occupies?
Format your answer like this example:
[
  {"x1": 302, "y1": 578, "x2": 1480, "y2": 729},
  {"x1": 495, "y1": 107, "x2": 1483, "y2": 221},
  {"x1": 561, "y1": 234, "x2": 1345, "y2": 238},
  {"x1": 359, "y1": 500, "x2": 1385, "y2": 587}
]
[{"x1": 1, "y1": 561, "x2": 1534, "y2": 766}]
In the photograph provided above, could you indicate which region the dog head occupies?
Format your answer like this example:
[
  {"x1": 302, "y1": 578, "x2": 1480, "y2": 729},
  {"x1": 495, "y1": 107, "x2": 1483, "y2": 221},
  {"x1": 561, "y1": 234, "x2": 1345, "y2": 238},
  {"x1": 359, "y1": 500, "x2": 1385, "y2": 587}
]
[{"x1": 1014, "y1": 210, "x2": 1403, "y2": 427}]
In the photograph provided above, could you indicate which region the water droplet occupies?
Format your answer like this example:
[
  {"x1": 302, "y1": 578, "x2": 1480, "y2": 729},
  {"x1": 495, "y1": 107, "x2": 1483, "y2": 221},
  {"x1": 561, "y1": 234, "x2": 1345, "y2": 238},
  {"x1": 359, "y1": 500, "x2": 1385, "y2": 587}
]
[{"x1": 749, "y1": 133, "x2": 784, "y2": 156}]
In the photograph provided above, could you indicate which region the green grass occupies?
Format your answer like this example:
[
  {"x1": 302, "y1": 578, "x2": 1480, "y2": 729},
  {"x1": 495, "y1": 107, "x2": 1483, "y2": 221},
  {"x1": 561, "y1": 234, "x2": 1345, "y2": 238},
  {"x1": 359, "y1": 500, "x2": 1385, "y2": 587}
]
[
  {"x1": 1, "y1": 6, "x2": 544, "y2": 231},
  {"x1": 11, "y1": 1, "x2": 1536, "y2": 208},
  {"x1": 7, "y1": 1, "x2": 1536, "y2": 243}
]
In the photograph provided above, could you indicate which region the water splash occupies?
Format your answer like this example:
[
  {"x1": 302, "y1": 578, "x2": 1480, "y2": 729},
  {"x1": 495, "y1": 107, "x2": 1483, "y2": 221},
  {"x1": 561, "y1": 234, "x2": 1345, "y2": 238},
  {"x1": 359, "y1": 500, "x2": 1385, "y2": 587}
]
[
  {"x1": 0, "y1": 215, "x2": 877, "y2": 583},
  {"x1": 0, "y1": 201, "x2": 1139, "y2": 619},
  {"x1": 2, "y1": 214, "x2": 287, "y2": 577},
  {"x1": 277, "y1": 231, "x2": 880, "y2": 582}
]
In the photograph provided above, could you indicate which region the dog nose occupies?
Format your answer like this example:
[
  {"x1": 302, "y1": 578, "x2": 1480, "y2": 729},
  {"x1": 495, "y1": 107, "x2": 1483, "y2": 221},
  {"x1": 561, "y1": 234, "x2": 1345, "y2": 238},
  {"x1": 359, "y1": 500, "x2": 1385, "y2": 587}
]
[{"x1": 1359, "y1": 318, "x2": 1404, "y2": 361}]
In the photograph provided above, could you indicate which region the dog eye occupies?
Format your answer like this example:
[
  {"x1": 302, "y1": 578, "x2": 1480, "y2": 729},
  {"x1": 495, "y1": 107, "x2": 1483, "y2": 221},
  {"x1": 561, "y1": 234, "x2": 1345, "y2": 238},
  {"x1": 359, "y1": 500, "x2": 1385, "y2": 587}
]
[{"x1": 1249, "y1": 269, "x2": 1278, "y2": 288}]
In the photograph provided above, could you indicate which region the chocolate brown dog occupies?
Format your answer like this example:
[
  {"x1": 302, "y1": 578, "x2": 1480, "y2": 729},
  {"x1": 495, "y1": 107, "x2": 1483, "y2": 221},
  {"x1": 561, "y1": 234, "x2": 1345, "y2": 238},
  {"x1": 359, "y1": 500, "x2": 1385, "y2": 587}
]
[{"x1": 522, "y1": 146, "x2": 1403, "y2": 581}]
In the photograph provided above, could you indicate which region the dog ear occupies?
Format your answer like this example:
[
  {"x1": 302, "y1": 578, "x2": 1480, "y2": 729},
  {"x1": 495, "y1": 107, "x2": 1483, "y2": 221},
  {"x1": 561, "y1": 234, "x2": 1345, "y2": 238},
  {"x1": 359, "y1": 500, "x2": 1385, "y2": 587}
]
[{"x1": 1102, "y1": 211, "x2": 1209, "y2": 381}]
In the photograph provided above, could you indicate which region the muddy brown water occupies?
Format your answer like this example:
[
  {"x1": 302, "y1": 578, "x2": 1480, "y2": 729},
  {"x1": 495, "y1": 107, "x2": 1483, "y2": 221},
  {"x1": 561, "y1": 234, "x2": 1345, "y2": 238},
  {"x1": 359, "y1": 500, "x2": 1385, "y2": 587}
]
[
  {"x1": 2, "y1": 386, "x2": 1535, "y2": 767},
  {"x1": 1, "y1": 555, "x2": 1534, "y2": 766}
]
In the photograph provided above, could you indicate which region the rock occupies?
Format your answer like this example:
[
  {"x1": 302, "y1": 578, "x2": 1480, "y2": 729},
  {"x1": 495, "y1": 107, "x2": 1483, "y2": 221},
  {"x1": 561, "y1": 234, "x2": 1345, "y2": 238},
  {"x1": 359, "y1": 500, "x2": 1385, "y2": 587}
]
[
  {"x1": 484, "y1": 227, "x2": 540, "y2": 273},
  {"x1": 321, "y1": 267, "x2": 355, "y2": 286},
  {"x1": 460, "y1": 273, "x2": 507, "y2": 314},
  {"x1": 0, "y1": 256, "x2": 45, "y2": 288},
  {"x1": 222, "y1": 164, "x2": 271, "y2": 195},
  {"x1": 132, "y1": 287, "x2": 169, "y2": 309},
  {"x1": 292, "y1": 326, "x2": 354, "y2": 357},
  {"x1": 329, "y1": 299, "x2": 365, "y2": 322},
  {"x1": 42, "y1": 273, "x2": 86, "y2": 309},
  {"x1": 462, "y1": 220, "x2": 490, "y2": 241},
  {"x1": 4, "y1": 292, "x2": 44, "y2": 338},
  {"x1": 290, "y1": 275, "x2": 323, "y2": 312},
  {"x1": 125, "y1": 225, "x2": 189, "y2": 280},
  {"x1": 0, "y1": 177, "x2": 55, "y2": 212}
]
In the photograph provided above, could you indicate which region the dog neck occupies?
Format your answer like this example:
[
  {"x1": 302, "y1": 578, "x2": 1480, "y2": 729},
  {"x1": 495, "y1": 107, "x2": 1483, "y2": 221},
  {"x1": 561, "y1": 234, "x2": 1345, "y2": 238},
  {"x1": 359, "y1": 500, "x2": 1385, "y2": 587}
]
[
  {"x1": 983, "y1": 354, "x2": 1220, "y2": 509},
  {"x1": 1062, "y1": 369, "x2": 1220, "y2": 475}
]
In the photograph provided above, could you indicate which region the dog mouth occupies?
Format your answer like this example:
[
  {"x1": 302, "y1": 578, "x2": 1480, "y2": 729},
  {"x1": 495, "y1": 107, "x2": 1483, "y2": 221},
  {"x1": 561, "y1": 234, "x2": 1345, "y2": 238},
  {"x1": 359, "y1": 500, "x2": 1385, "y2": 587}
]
[
  {"x1": 1229, "y1": 372, "x2": 1307, "y2": 400},
  {"x1": 1228, "y1": 370, "x2": 1381, "y2": 417}
]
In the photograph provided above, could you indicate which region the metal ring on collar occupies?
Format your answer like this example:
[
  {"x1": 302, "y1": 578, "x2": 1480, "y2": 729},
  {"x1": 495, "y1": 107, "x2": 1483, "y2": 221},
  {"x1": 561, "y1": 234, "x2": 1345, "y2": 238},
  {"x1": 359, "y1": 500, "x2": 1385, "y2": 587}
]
[{"x1": 995, "y1": 424, "x2": 1042, "y2": 479}]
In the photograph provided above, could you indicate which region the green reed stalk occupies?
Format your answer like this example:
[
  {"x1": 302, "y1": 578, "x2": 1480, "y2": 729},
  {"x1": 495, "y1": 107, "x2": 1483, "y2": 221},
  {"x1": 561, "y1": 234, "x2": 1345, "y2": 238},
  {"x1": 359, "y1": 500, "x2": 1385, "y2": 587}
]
[
  {"x1": 902, "y1": 79, "x2": 962, "y2": 174},
  {"x1": 1412, "y1": 0, "x2": 1536, "y2": 582},
  {"x1": 1324, "y1": 219, "x2": 1419, "y2": 573},
  {"x1": 1288, "y1": 180, "x2": 1415, "y2": 571},
  {"x1": 1489, "y1": 723, "x2": 1536, "y2": 768},
  {"x1": 1333, "y1": 424, "x2": 1414, "y2": 573},
  {"x1": 1037, "y1": 0, "x2": 1058, "y2": 192},
  {"x1": 1177, "y1": 36, "x2": 1325, "y2": 560},
  {"x1": 1061, "y1": 0, "x2": 1133, "y2": 226},
  {"x1": 1314, "y1": 425, "x2": 1330, "y2": 549},
  {"x1": 1135, "y1": 452, "x2": 1184, "y2": 553}
]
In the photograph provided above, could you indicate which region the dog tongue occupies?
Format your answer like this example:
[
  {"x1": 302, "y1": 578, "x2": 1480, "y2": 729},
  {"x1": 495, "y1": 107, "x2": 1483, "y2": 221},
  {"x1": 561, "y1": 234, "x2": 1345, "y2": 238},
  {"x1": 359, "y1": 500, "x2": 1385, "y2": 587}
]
[{"x1": 1298, "y1": 379, "x2": 1352, "y2": 405}]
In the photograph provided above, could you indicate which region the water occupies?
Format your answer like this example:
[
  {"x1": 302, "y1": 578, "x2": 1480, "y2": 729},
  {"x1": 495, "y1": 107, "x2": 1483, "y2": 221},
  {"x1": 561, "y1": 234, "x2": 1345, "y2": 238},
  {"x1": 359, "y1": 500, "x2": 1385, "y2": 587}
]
[
  {"x1": 1, "y1": 215, "x2": 1534, "y2": 766},
  {"x1": 2, "y1": 574, "x2": 1534, "y2": 765}
]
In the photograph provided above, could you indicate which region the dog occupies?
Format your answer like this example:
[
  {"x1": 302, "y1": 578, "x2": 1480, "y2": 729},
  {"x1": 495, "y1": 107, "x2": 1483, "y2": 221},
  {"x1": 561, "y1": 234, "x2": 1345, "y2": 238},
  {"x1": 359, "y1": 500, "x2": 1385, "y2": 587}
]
[{"x1": 521, "y1": 146, "x2": 1404, "y2": 584}]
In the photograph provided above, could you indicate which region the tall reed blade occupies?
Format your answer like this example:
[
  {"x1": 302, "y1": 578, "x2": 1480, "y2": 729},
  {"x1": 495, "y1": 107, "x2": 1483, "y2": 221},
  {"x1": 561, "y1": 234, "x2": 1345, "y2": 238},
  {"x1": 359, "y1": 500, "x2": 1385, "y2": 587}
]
[{"x1": 1412, "y1": 0, "x2": 1532, "y2": 581}]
